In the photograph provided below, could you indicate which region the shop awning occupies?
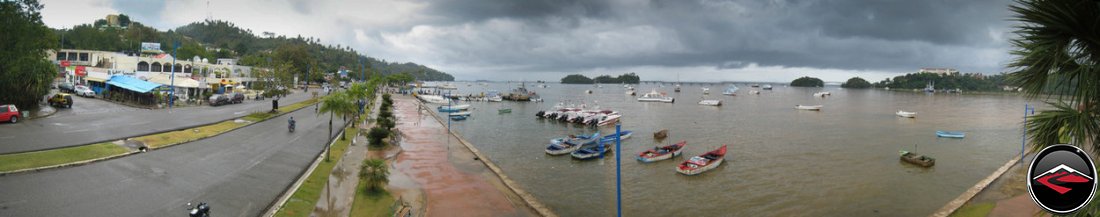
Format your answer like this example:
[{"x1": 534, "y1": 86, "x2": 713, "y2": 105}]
[{"x1": 107, "y1": 75, "x2": 162, "y2": 93}]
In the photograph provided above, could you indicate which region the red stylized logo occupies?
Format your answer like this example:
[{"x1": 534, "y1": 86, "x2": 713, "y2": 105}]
[{"x1": 1034, "y1": 164, "x2": 1094, "y2": 194}]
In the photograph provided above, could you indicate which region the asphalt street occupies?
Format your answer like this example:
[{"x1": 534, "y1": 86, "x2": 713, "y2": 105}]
[
  {"x1": 0, "y1": 91, "x2": 313, "y2": 154},
  {"x1": 0, "y1": 102, "x2": 336, "y2": 217}
]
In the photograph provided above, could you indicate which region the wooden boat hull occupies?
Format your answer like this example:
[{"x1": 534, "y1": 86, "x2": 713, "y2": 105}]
[
  {"x1": 677, "y1": 145, "x2": 727, "y2": 175},
  {"x1": 637, "y1": 141, "x2": 687, "y2": 163},
  {"x1": 900, "y1": 151, "x2": 935, "y2": 167},
  {"x1": 677, "y1": 158, "x2": 723, "y2": 175}
]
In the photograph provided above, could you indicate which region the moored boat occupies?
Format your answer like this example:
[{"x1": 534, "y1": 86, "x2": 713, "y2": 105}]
[
  {"x1": 722, "y1": 85, "x2": 738, "y2": 96},
  {"x1": 546, "y1": 133, "x2": 600, "y2": 155},
  {"x1": 637, "y1": 90, "x2": 675, "y2": 103},
  {"x1": 417, "y1": 94, "x2": 451, "y2": 104},
  {"x1": 795, "y1": 105, "x2": 823, "y2": 110},
  {"x1": 571, "y1": 143, "x2": 613, "y2": 160},
  {"x1": 896, "y1": 110, "x2": 916, "y2": 118},
  {"x1": 899, "y1": 150, "x2": 935, "y2": 167},
  {"x1": 450, "y1": 115, "x2": 467, "y2": 121},
  {"x1": 654, "y1": 129, "x2": 669, "y2": 139},
  {"x1": 699, "y1": 99, "x2": 721, "y2": 106},
  {"x1": 935, "y1": 131, "x2": 965, "y2": 138},
  {"x1": 598, "y1": 130, "x2": 633, "y2": 144},
  {"x1": 762, "y1": 84, "x2": 773, "y2": 90},
  {"x1": 677, "y1": 145, "x2": 727, "y2": 175},
  {"x1": 448, "y1": 111, "x2": 472, "y2": 117},
  {"x1": 498, "y1": 108, "x2": 512, "y2": 114},
  {"x1": 438, "y1": 104, "x2": 471, "y2": 112},
  {"x1": 702, "y1": 87, "x2": 710, "y2": 95},
  {"x1": 813, "y1": 92, "x2": 831, "y2": 97},
  {"x1": 637, "y1": 141, "x2": 687, "y2": 163}
]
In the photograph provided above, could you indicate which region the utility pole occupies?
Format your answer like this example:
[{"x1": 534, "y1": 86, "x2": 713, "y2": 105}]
[{"x1": 169, "y1": 39, "x2": 179, "y2": 109}]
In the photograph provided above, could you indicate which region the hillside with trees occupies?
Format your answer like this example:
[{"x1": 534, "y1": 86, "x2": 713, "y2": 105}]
[
  {"x1": 841, "y1": 77, "x2": 872, "y2": 88},
  {"x1": 560, "y1": 74, "x2": 594, "y2": 84},
  {"x1": 55, "y1": 17, "x2": 453, "y2": 82},
  {"x1": 790, "y1": 76, "x2": 824, "y2": 87},
  {"x1": 874, "y1": 72, "x2": 1007, "y2": 91},
  {"x1": 561, "y1": 73, "x2": 640, "y2": 84}
]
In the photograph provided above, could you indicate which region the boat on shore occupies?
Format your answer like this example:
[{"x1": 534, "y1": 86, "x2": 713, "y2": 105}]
[
  {"x1": 899, "y1": 150, "x2": 935, "y2": 167},
  {"x1": 637, "y1": 141, "x2": 687, "y2": 163},
  {"x1": 677, "y1": 145, "x2": 727, "y2": 175},
  {"x1": 546, "y1": 133, "x2": 600, "y2": 155},
  {"x1": 936, "y1": 131, "x2": 965, "y2": 138},
  {"x1": 572, "y1": 143, "x2": 613, "y2": 160},
  {"x1": 638, "y1": 90, "x2": 675, "y2": 103},
  {"x1": 795, "y1": 105, "x2": 823, "y2": 110},
  {"x1": 699, "y1": 99, "x2": 721, "y2": 106},
  {"x1": 896, "y1": 110, "x2": 917, "y2": 118}
]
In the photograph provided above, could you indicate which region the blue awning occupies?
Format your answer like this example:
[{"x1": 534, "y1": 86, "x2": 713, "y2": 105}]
[{"x1": 106, "y1": 75, "x2": 162, "y2": 93}]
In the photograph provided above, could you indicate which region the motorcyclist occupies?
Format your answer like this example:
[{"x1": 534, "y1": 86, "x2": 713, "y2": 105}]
[{"x1": 288, "y1": 117, "x2": 296, "y2": 132}]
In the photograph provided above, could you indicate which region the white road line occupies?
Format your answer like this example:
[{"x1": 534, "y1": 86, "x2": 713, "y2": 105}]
[{"x1": 64, "y1": 129, "x2": 90, "y2": 133}]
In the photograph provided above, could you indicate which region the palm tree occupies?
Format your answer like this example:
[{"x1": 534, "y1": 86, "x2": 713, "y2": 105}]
[
  {"x1": 1007, "y1": 0, "x2": 1100, "y2": 153},
  {"x1": 318, "y1": 91, "x2": 357, "y2": 161},
  {"x1": 360, "y1": 159, "x2": 389, "y2": 193}
]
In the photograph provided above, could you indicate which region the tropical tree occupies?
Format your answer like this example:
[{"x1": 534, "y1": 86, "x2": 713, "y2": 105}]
[
  {"x1": 0, "y1": 0, "x2": 58, "y2": 109},
  {"x1": 841, "y1": 77, "x2": 872, "y2": 88},
  {"x1": 790, "y1": 76, "x2": 824, "y2": 87},
  {"x1": 359, "y1": 159, "x2": 389, "y2": 192},
  {"x1": 346, "y1": 82, "x2": 369, "y2": 121}
]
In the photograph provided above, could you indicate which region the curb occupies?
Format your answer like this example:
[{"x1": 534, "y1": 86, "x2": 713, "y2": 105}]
[
  {"x1": 0, "y1": 99, "x2": 320, "y2": 176},
  {"x1": 930, "y1": 153, "x2": 1025, "y2": 217},
  {"x1": 264, "y1": 121, "x2": 352, "y2": 217},
  {"x1": 421, "y1": 102, "x2": 558, "y2": 217}
]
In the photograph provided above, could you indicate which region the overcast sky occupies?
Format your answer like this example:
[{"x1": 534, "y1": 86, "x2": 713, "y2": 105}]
[{"x1": 40, "y1": 0, "x2": 1018, "y2": 82}]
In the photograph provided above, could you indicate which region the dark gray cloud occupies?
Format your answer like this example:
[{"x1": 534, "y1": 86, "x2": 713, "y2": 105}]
[{"x1": 389, "y1": 0, "x2": 1016, "y2": 76}]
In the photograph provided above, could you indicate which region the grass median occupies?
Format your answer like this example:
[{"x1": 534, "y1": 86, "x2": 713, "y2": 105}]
[
  {"x1": 275, "y1": 124, "x2": 355, "y2": 217},
  {"x1": 0, "y1": 97, "x2": 319, "y2": 174},
  {"x1": 350, "y1": 181, "x2": 395, "y2": 217}
]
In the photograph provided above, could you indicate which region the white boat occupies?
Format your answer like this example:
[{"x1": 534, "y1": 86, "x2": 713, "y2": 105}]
[
  {"x1": 749, "y1": 90, "x2": 760, "y2": 95},
  {"x1": 795, "y1": 105, "x2": 823, "y2": 110},
  {"x1": 417, "y1": 95, "x2": 451, "y2": 104},
  {"x1": 896, "y1": 110, "x2": 917, "y2": 118},
  {"x1": 637, "y1": 90, "x2": 675, "y2": 103},
  {"x1": 486, "y1": 90, "x2": 503, "y2": 102},
  {"x1": 448, "y1": 111, "x2": 472, "y2": 116},
  {"x1": 699, "y1": 99, "x2": 721, "y2": 106},
  {"x1": 438, "y1": 104, "x2": 471, "y2": 111},
  {"x1": 439, "y1": 83, "x2": 458, "y2": 90},
  {"x1": 762, "y1": 84, "x2": 773, "y2": 90},
  {"x1": 813, "y1": 92, "x2": 831, "y2": 97},
  {"x1": 702, "y1": 87, "x2": 710, "y2": 95},
  {"x1": 597, "y1": 114, "x2": 621, "y2": 126},
  {"x1": 722, "y1": 85, "x2": 738, "y2": 96}
]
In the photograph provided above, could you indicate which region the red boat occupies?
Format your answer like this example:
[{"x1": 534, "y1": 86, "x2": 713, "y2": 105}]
[
  {"x1": 676, "y1": 145, "x2": 727, "y2": 175},
  {"x1": 636, "y1": 141, "x2": 687, "y2": 163}
]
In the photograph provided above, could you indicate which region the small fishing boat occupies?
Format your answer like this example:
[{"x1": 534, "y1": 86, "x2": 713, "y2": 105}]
[
  {"x1": 795, "y1": 105, "x2": 823, "y2": 110},
  {"x1": 899, "y1": 150, "x2": 935, "y2": 167},
  {"x1": 437, "y1": 104, "x2": 471, "y2": 112},
  {"x1": 598, "y1": 130, "x2": 633, "y2": 144},
  {"x1": 677, "y1": 145, "x2": 727, "y2": 175},
  {"x1": 896, "y1": 110, "x2": 916, "y2": 118},
  {"x1": 936, "y1": 131, "x2": 965, "y2": 138},
  {"x1": 572, "y1": 143, "x2": 613, "y2": 160},
  {"x1": 498, "y1": 108, "x2": 512, "y2": 114},
  {"x1": 749, "y1": 90, "x2": 760, "y2": 95},
  {"x1": 722, "y1": 85, "x2": 738, "y2": 96},
  {"x1": 637, "y1": 90, "x2": 675, "y2": 103},
  {"x1": 751, "y1": 84, "x2": 760, "y2": 88},
  {"x1": 813, "y1": 92, "x2": 831, "y2": 97},
  {"x1": 702, "y1": 87, "x2": 710, "y2": 95},
  {"x1": 486, "y1": 90, "x2": 503, "y2": 102},
  {"x1": 448, "y1": 111, "x2": 472, "y2": 117},
  {"x1": 637, "y1": 141, "x2": 687, "y2": 163},
  {"x1": 762, "y1": 84, "x2": 773, "y2": 90},
  {"x1": 546, "y1": 133, "x2": 600, "y2": 155},
  {"x1": 654, "y1": 129, "x2": 669, "y2": 139},
  {"x1": 699, "y1": 99, "x2": 721, "y2": 106},
  {"x1": 450, "y1": 115, "x2": 467, "y2": 121}
]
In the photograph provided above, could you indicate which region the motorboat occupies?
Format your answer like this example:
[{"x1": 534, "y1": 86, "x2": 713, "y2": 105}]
[
  {"x1": 637, "y1": 90, "x2": 675, "y2": 103},
  {"x1": 896, "y1": 110, "x2": 916, "y2": 118},
  {"x1": 795, "y1": 105, "x2": 823, "y2": 110},
  {"x1": 699, "y1": 99, "x2": 721, "y2": 106},
  {"x1": 762, "y1": 84, "x2": 773, "y2": 90},
  {"x1": 722, "y1": 85, "x2": 738, "y2": 96}
]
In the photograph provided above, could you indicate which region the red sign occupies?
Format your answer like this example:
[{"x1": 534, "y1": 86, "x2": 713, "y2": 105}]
[
  {"x1": 75, "y1": 66, "x2": 86, "y2": 76},
  {"x1": 60, "y1": 60, "x2": 70, "y2": 67}
]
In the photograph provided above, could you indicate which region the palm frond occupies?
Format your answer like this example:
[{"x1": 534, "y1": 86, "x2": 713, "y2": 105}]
[
  {"x1": 1026, "y1": 101, "x2": 1100, "y2": 154},
  {"x1": 1006, "y1": 0, "x2": 1100, "y2": 104}
]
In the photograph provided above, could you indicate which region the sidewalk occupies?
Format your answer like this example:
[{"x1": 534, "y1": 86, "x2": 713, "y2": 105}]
[
  {"x1": 313, "y1": 94, "x2": 381, "y2": 217},
  {"x1": 389, "y1": 95, "x2": 538, "y2": 217},
  {"x1": 949, "y1": 154, "x2": 1046, "y2": 217}
]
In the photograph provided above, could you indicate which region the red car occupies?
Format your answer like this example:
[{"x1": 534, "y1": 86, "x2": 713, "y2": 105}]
[{"x1": 1, "y1": 104, "x2": 21, "y2": 123}]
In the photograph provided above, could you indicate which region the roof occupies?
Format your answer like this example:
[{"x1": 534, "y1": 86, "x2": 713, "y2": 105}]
[
  {"x1": 145, "y1": 74, "x2": 204, "y2": 88},
  {"x1": 107, "y1": 75, "x2": 162, "y2": 93}
]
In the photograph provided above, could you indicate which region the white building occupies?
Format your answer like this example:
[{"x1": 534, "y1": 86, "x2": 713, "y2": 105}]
[
  {"x1": 918, "y1": 68, "x2": 959, "y2": 76},
  {"x1": 50, "y1": 49, "x2": 261, "y2": 101}
]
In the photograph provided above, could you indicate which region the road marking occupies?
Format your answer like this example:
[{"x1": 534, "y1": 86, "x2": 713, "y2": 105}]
[
  {"x1": 0, "y1": 136, "x2": 14, "y2": 139},
  {"x1": 234, "y1": 111, "x2": 246, "y2": 115},
  {"x1": 64, "y1": 129, "x2": 90, "y2": 133}
]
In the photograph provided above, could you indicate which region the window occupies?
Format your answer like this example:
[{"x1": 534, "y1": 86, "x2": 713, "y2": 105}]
[
  {"x1": 151, "y1": 62, "x2": 162, "y2": 72},
  {"x1": 162, "y1": 64, "x2": 171, "y2": 72},
  {"x1": 57, "y1": 52, "x2": 66, "y2": 61},
  {"x1": 79, "y1": 53, "x2": 89, "y2": 61},
  {"x1": 184, "y1": 65, "x2": 192, "y2": 73},
  {"x1": 137, "y1": 61, "x2": 149, "y2": 71},
  {"x1": 174, "y1": 64, "x2": 183, "y2": 73}
]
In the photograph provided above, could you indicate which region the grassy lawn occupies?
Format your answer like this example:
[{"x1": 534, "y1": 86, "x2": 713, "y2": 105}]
[
  {"x1": 0, "y1": 143, "x2": 131, "y2": 173},
  {"x1": 350, "y1": 180, "x2": 396, "y2": 217},
  {"x1": 0, "y1": 97, "x2": 321, "y2": 174},
  {"x1": 275, "y1": 125, "x2": 355, "y2": 217},
  {"x1": 949, "y1": 202, "x2": 995, "y2": 217}
]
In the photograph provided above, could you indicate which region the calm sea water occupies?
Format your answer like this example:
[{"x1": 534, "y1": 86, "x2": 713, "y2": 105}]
[{"x1": 423, "y1": 82, "x2": 1033, "y2": 217}]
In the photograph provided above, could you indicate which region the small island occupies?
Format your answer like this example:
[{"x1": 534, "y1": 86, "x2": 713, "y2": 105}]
[
  {"x1": 790, "y1": 76, "x2": 824, "y2": 87},
  {"x1": 561, "y1": 73, "x2": 640, "y2": 84},
  {"x1": 841, "y1": 77, "x2": 872, "y2": 88}
]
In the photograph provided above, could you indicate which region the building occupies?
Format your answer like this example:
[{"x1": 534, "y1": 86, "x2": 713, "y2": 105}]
[{"x1": 918, "y1": 68, "x2": 959, "y2": 76}]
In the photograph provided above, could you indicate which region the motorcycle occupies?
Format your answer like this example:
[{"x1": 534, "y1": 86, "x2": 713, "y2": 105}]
[
  {"x1": 186, "y1": 202, "x2": 210, "y2": 217},
  {"x1": 289, "y1": 121, "x2": 296, "y2": 132}
]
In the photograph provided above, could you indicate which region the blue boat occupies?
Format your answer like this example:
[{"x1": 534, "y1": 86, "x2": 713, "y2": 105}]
[
  {"x1": 936, "y1": 131, "x2": 965, "y2": 138},
  {"x1": 571, "y1": 143, "x2": 613, "y2": 160},
  {"x1": 450, "y1": 115, "x2": 467, "y2": 121},
  {"x1": 598, "y1": 130, "x2": 633, "y2": 144},
  {"x1": 546, "y1": 133, "x2": 600, "y2": 155}
]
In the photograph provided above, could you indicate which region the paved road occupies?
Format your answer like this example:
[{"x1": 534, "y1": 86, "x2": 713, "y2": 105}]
[
  {"x1": 0, "y1": 91, "x2": 314, "y2": 154},
  {"x1": 0, "y1": 103, "x2": 336, "y2": 217}
]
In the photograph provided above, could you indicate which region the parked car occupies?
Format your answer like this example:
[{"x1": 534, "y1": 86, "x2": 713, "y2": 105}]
[
  {"x1": 229, "y1": 92, "x2": 245, "y2": 104},
  {"x1": 74, "y1": 85, "x2": 95, "y2": 97},
  {"x1": 58, "y1": 82, "x2": 75, "y2": 93},
  {"x1": 49, "y1": 93, "x2": 73, "y2": 108},
  {"x1": 208, "y1": 94, "x2": 229, "y2": 106},
  {"x1": 0, "y1": 104, "x2": 21, "y2": 123}
]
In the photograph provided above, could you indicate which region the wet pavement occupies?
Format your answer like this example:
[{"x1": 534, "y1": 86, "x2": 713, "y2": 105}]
[{"x1": 389, "y1": 96, "x2": 536, "y2": 217}]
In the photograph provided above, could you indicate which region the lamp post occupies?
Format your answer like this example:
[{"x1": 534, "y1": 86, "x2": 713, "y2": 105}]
[
  {"x1": 1022, "y1": 104, "x2": 1034, "y2": 163},
  {"x1": 169, "y1": 40, "x2": 179, "y2": 109}
]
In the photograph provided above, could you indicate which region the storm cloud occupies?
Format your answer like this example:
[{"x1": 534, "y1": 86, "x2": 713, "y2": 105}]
[{"x1": 41, "y1": 0, "x2": 1019, "y2": 82}]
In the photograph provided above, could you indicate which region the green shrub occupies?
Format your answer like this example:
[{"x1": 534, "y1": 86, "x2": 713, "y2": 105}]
[{"x1": 367, "y1": 127, "x2": 389, "y2": 147}]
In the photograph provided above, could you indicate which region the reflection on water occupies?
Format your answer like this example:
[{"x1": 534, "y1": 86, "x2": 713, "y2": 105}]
[{"x1": 427, "y1": 82, "x2": 1033, "y2": 217}]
